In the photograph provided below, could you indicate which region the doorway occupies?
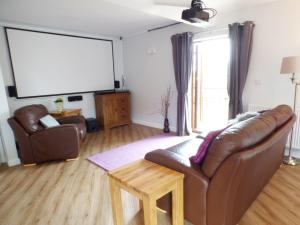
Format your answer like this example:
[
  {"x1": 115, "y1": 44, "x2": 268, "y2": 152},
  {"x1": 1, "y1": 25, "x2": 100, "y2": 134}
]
[{"x1": 191, "y1": 35, "x2": 230, "y2": 132}]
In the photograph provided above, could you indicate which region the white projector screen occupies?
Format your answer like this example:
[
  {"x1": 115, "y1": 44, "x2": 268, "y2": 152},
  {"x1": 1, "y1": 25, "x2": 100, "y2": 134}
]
[{"x1": 6, "y1": 28, "x2": 115, "y2": 98}]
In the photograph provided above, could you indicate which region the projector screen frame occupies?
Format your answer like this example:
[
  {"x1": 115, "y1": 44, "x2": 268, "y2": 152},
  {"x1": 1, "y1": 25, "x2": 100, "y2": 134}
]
[{"x1": 4, "y1": 27, "x2": 116, "y2": 99}]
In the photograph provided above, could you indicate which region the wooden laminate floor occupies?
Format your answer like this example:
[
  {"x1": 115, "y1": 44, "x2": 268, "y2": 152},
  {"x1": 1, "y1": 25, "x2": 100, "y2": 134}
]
[{"x1": 0, "y1": 124, "x2": 299, "y2": 225}]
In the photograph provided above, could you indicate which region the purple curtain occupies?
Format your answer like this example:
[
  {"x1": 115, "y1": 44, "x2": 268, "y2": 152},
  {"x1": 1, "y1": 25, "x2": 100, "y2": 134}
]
[
  {"x1": 171, "y1": 32, "x2": 193, "y2": 136},
  {"x1": 228, "y1": 21, "x2": 255, "y2": 119}
]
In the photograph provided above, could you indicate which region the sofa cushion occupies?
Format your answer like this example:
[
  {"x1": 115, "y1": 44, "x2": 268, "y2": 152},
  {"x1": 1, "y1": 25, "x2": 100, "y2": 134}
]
[
  {"x1": 201, "y1": 113, "x2": 277, "y2": 178},
  {"x1": 14, "y1": 104, "x2": 48, "y2": 134}
]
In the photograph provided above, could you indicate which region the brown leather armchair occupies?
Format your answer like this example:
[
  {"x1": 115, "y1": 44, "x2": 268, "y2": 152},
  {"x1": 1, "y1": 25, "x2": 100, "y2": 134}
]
[
  {"x1": 145, "y1": 105, "x2": 295, "y2": 225},
  {"x1": 8, "y1": 104, "x2": 87, "y2": 165}
]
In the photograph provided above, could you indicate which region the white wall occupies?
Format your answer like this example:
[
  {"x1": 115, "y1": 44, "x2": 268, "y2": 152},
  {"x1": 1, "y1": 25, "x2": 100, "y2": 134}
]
[
  {"x1": 0, "y1": 63, "x2": 20, "y2": 166},
  {"x1": 123, "y1": 0, "x2": 300, "y2": 130},
  {"x1": 123, "y1": 25, "x2": 192, "y2": 131},
  {"x1": 212, "y1": 0, "x2": 300, "y2": 109},
  {"x1": 0, "y1": 23, "x2": 124, "y2": 118},
  {"x1": 0, "y1": 134, "x2": 6, "y2": 163}
]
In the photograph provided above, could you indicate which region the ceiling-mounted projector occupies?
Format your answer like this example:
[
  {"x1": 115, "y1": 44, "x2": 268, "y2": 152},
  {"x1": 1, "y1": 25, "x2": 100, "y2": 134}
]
[{"x1": 182, "y1": 0, "x2": 217, "y2": 23}]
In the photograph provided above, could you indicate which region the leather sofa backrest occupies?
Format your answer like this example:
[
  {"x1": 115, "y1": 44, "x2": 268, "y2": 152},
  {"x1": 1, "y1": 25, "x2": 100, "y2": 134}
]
[
  {"x1": 263, "y1": 104, "x2": 293, "y2": 128},
  {"x1": 14, "y1": 104, "x2": 48, "y2": 134},
  {"x1": 202, "y1": 105, "x2": 293, "y2": 178},
  {"x1": 207, "y1": 113, "x2": 295, "y2": 225}
]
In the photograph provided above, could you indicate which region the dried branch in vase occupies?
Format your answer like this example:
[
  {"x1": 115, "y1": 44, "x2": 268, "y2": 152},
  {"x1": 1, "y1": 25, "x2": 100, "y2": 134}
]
[
  {"x1": 161, "y1": 86, "x2": 171, "y2": 119},
  {"x1": 161, "y1": 86, "x2": 172, "y2": 133}
]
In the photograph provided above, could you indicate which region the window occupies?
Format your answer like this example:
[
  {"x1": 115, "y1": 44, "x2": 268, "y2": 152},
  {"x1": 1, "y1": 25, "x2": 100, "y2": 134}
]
[{"x1": 191, "y1": 35, "x2": 230, "y2": 132}]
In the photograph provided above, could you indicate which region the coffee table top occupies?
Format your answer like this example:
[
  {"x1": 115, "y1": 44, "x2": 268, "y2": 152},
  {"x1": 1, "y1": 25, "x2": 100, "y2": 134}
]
[{"x1": 108, "y1": 160, "x2": 184, "y2": 196}]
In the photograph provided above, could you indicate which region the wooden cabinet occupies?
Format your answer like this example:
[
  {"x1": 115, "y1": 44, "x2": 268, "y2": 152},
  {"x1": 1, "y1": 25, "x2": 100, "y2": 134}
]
[{"x1": 95, "y1": 92, "x2": 131, "y2": 129}]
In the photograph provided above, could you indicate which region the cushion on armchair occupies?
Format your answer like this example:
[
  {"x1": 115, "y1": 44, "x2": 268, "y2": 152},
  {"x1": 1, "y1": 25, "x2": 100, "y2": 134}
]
[{"x1": 40, "y1": 115, "x2": 60, "y2": 128}]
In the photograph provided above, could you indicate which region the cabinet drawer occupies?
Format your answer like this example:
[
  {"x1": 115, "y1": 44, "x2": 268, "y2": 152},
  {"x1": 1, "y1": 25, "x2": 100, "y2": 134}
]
[
  {"x1": 118, "y1": 106, "x2": 129, "y2": 113},
  {"x1": 116, "y1": 95, "x2": 129, "y2": 106}
]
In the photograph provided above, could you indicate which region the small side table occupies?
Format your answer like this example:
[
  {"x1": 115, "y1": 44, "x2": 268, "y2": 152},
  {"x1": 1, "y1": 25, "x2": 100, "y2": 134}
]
[
  {"x1": 108, "y1": 160, "x2": 184, "y2": 225},
  {"x1": 49, "y1": 108, "x2": 82, "y2": 119}
]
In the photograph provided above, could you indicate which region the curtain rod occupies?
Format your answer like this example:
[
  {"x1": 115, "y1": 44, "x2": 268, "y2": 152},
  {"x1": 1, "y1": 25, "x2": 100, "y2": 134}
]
[
  {"x1": 193, "y1": 27, "x2": 228, "y2": 35},
  {"x1": 147, "y1": 21, "x2": 253, "y2": 34},
  {"x1": 192, "y1": 21, "x2": 255, "y2": 35},
  {"x1": 148, "y1": 22, "x2": 182, "y2": 32}
]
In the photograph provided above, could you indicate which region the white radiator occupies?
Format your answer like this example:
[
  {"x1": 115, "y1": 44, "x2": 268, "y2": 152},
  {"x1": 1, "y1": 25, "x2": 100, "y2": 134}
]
[{"x1": 248, "y1": 104, "x2": 299, "y2": 150}]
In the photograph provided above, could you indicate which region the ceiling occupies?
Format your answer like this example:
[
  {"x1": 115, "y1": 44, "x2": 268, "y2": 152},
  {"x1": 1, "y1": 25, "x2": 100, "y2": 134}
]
[
  {"x1": 0, "y1": 0, "x2": 172, "y2": 37},
  {"x1": 109, "y1": 0, "x2": 278, "y2": 24},
  {"x1": 0, "y1": 0, "x2": 279, "y2": 37}
]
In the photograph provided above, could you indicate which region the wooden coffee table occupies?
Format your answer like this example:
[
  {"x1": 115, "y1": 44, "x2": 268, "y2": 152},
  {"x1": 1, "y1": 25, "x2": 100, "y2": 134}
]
[{"x1": 108, "y1": 160, "x2": 184, "y2": 225}]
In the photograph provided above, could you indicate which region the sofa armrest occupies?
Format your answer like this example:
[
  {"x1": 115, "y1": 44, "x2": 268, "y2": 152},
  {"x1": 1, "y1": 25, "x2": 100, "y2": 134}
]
[
  {"x1": 30, "y1": 124, "x2": 80, "y2": 162},
  {"x1": 57, "y1": 115, "x2": 85, "y2": 125},
  {"x1": 145, "y1": 149, "x2": 208, "y2": 183}
]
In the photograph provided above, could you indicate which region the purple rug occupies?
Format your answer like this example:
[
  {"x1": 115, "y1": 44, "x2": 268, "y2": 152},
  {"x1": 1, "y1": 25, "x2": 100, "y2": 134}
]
[{"x1": 87, "y1": 134, "x2": 192, "y2": 171}]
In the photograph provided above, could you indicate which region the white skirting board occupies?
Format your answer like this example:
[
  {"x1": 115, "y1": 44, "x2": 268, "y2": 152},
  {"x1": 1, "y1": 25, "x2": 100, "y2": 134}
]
[
  {"x1": 132, "y1": 119, "x2": 176, "y2": 133},
  {"x1": 7, "y1": 158, "x2": 21, "y2": 167},
  {"x1": 0, "y1": 137, "x2": 6, "y2": 163}
]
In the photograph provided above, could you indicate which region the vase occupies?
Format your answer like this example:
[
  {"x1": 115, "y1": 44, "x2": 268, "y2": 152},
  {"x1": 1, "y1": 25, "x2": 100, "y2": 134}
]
[
  {"x1": 163, "y1": 118, "x2": 170, "y2": 133},
  {"x1": 55, "y1": 102, "x2": 64, "y2": 113}
]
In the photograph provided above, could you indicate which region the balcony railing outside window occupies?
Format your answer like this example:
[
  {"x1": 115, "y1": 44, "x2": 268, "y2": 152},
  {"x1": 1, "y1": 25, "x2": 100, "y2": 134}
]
[{"x1": 191, "y1": 36, "x2": 230, "y2": 132}]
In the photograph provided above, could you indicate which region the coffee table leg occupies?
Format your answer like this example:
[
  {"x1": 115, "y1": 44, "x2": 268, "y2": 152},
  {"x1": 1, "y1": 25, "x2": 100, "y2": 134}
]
[
  {"x1": 139, "y1": 199, "x2": 143, "y2": 210},
  {"x1": 143, "y1": 196, "x2": 157, "y2": 225},
  {"x1": 109, "y1": 177, "x2": 124, "y2": 225},
  {"x1": 172, "y1": 180, "x2": 184, "y2": 225}
]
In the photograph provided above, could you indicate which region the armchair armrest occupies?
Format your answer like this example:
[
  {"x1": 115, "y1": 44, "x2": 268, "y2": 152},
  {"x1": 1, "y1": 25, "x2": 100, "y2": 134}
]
[
  {"x1": 57, "y1": 115, "x2": 85, "y2": 125},
  {"x1": 30, "y1": 124, "x2": 80, "y2": 162}
]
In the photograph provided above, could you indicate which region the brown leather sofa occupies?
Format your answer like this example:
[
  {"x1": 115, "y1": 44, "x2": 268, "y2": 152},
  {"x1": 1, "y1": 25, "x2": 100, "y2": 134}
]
[
  {"x1": 8, "y1": 104, "x2": 87, "y2": 165},
  {"x1": 145, "y1": 105, "x2": 295, "y2": 225}
]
